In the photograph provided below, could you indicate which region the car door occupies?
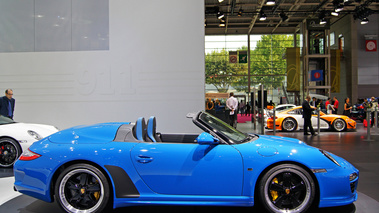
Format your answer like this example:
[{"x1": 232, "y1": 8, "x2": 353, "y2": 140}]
[
  {"x1": 287, "y1": 109, "x2": 304, "y2": 129},
  {"x1": 131, "y1": 142, "x2": 243, "y2": 196}
]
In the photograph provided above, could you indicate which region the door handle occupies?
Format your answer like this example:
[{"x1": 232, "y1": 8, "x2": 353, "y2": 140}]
[{"x1": 135, "y1": 155, "x2": 153, "y2": 164}]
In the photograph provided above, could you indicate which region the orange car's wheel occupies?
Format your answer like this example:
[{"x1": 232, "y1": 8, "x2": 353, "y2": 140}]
[
  {"x1": 333, "y1": 119, "x2": 346, "y2": 132},
  {"x1": 282, "y1": 118, "x2": 297, "y2": 132}
]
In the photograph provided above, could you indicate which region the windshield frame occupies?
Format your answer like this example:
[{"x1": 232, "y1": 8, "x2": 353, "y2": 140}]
[
  {"x1": 0, "y1": 116, "x2": 16, "y2": 125},
  {"x1": 195, "y1": 111, "x2": 255, "y2": 144}
]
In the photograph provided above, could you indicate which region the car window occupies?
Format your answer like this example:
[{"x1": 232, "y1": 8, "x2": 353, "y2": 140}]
[
  {"x1": 288, "y1": 109, "x2": 302, "y2": 115},
  {"x1": 197, "y1": 112, "x2": 251, "y2": 144}
]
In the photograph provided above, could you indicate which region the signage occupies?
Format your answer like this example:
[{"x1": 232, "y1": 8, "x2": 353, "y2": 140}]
[
  {"x1": 310, "y1": 70, "x2": 323, "y2": 81},
  {"x1": 229, "y1": 51, "x2": 237, "y2": 63},
  {"x1": 366, "y1": 40, "x2": 377, "y2": 52}
]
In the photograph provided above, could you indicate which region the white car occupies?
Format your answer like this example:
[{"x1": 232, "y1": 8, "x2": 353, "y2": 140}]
[
  {"x1": 259, "y1": 104, "x2": 296, "y2": 122},
  {"x1": 0, "y1": 116, "x2": 59, "y2": 167}
]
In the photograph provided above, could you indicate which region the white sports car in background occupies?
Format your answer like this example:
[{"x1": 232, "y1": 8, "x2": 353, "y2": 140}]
[{"x1": 0, "y1": 116, "x2": 59, "y2": 167}]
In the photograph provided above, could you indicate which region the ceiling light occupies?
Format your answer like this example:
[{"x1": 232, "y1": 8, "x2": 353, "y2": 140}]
[
  {"x1": 335, "y1": 5, "x2": 344, "y2": 12},
  {"x1": 331, "y1": 11, "x2": 339, "y2": 16},
  {"x1": 218, "y1": 0, "x2": 225, "y2": 2},
  {"x1": 238, "y1": 8, "x2": 243, "y2": 17},
  {"x1": 259, "y1": 12, "x2": 267, "y2": 21},
  {"x1": 280, "y1": 12, "x2": 288, "y2": 22},
  {"x1": 219, "y1": 19, "x2": 226, "y2": 27},
  {"x1": 320, "y1": 18, "x2": 327, "y2": 25},
  {"x1": 361, "y1": 17, "x2": 369, "y2": 25},
  {"x1": 217, "y1": 11, "x2": 224, "y2": 19},
  {"x1": 267, "y1": 0, "x2": 275, "y2": 5}
]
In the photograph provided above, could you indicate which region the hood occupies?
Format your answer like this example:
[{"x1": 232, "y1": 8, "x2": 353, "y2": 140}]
[
  {"x1": 0, "y1": 122, "x2": 58, "y2": 138},
  {"x1": 49, "y1": 122, "x2": 129, "y2": 144},
  {"x1": 257, "y1": 135, "x2": 308, "y2": 146}
]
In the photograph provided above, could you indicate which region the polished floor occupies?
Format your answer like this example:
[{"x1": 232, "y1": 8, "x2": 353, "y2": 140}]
[{"x1": 0, "y1": 121, "x2": 379, "y2": 212}]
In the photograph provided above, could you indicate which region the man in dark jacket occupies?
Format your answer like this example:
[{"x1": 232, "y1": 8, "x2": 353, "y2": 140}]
[
  {"x1": 0, "y1": 89, "x2": 15, "y2": 119},
  {"x1": 302, "y1": 95, "x2": 317, "y2": 136}
]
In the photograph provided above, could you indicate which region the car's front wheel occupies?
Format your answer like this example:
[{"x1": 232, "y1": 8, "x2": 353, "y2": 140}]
[
  {"x1": 258, "y1": 164, "x2": 316, "y2": 213},
  {"x1": 0, "y1": 138, "x2": 21, "y2": 168},
  {"x1": 333, "y1": 119, "x2": 346, "y2": 131},
  {"x1": 55, "y1": 164, "x2": 111, "y2": 213}
]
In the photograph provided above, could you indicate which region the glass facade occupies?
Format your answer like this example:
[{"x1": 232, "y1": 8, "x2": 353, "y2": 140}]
[{"x1": 205, "y1": 34, "x2": 297, "y2": 105}]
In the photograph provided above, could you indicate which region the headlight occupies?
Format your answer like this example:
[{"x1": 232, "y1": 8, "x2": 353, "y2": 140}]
[
  {"x1": 28, "y1": 130, "x2": 43, "y2": 140},
  {"x1": 350, "y1": 172, "x2": 358, "y2": 181},
  {"x1": 319, "y1": 149, "x2": 340, "y2": 167}
]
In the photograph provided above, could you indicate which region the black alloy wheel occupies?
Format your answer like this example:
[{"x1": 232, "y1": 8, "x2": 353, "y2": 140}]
[
  {"x1": 55, "y1": 164, "x2": 111, "y2": 213},
  {"x1": 259, "y1": 164, "x2": 316, "y2": 213},
  {"x1": 0, "y1": 138, "x2": 21, "y2": 168}
]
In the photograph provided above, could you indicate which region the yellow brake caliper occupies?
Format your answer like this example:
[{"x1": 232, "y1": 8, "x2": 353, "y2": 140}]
[
  {"x1": 93, "y1": 180, "x2": 100, "y2": 200},
  {"x1": 270, "y1": 178, "x2": 279, "y2": 201}
]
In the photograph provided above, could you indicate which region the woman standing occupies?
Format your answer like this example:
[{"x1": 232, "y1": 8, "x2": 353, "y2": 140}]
[{"x1": 343, "y1": 97, "x2": 353, "y2": 117}]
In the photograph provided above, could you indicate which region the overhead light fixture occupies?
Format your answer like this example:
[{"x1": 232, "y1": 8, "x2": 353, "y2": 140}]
[
  {"x1": 266, "y1": 0, "x2": 275, "y2": 5},
  {"x1": 361, "y1": 17, "x2": 369, "y2": 25},
  {"x1": 319, "y1": 11, "x2": 327, "y2": 25},
  {"x1": 331, "y1": 11, "x2": 339, "y2": 16},
  {"x1": 280, "y1": 12, "x2": 288, "y2": 22},
  {"x1": 217, "y1": 11, "x2": 224, "y2": 19},
  {"x1": 335, "y1": 4, "x2": 344, "y2": 12},
  {"x1": 238, "y1": 8, "x2": 243, "y2": 17},
  {"x1": 320, "y1": 18, "x2": 327, "y2": 25},
  {"x1": 259, "y1": 11, "x2": 267, "y2": 21},
  {"x1": 218, "y1": 0, "x2": 225, "y2": 2}
]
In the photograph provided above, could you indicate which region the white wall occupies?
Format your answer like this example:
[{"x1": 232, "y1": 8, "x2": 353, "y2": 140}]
[{"x1": 0, "y1": 0, "x2": 205, "y2": 133}]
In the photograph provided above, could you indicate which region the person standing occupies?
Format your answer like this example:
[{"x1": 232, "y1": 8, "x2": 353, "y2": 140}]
[
  {"x1": 302, "y1": 95, "x2": 317, "y2": 136},
  {"x1": 343, "y1": 97, "x2": 353, "y2": 117},
  {"x1": 0, "y1": 89, "x2": 15, "y2": 119},
  {"x1": 333, "y1": 96, "x2": 339, "y2": 114},
  {"x1": 226, "y1": 92, "x2": 238, "y2": 128}
]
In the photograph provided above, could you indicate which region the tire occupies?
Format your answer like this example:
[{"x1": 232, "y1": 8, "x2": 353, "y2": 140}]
[
  {"x1": 333, "y1": 119, "x2": 346, "y2": 132},
  {"x1": 258, "y1": 164, "x2": 316, "y2": 213},
  {"x1": 55, "y1": 164, "x2": 111, "y2": 213},
  {"x1": 282, "y1": 118, "x2": 297, "y2": 132},
  {"x1": 0, "y1": 138, "x2": 21, "y2": 168}
]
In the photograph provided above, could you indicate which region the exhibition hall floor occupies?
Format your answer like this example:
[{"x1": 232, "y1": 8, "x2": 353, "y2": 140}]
[{"x1": 1, "y1": 122, "x2": 379, "y2": 212}]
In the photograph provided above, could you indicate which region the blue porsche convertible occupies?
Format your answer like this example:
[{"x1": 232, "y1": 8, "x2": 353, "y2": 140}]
[{"x1": 14, "y1": 111, "x2": 359, "y2": 213}]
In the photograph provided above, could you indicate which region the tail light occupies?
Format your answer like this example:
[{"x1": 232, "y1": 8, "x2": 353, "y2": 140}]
[{"x1": 19, "y1": 149, "x2": 41, "y2": 161}]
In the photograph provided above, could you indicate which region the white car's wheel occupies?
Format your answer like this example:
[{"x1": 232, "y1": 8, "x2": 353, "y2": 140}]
[
  {"x1": 333, "y1": 119, "x2": 346, "y2": 132},
  {"x1": 0, "y1": 138, "x2": 21, "y2": 168},
  {"x1": 282, "y1": 118, "x2": 297, "y2": 132},
  {"x1": 259, "y1": 164, "x2": 316, "y2": 213},
  {"x1": 55, "y1": 164, "x2": 111, "y2": 213}
]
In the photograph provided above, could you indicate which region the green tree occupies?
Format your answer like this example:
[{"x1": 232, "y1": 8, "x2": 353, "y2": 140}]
[
  {"x1": 205, "y1": 35, "x2": 294, "y2": 93},
  {"x1": 251, "y1": 35, "x2": 293, "y2": 89},
  {"x1": 205, "y1": 49, "x2": 244, "y2": 93}
]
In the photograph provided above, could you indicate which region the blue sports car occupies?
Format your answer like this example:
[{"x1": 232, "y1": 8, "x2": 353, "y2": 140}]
[{"x1": 14, "y1": 111, "x2": 359, "y2": 213}]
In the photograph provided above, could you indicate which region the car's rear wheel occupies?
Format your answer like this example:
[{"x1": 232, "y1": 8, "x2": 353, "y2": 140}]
[
  {"x1": 0, "y1": 138, "x2": 21, "y2": 168},
  {"x1": 55, "y1": 164, "x2": 111, "y2": 213},
  {"x1": 282, "y1": 118, "x2": 297, "y2": 132},
  {"x1": 258, "y1": 164, "x2": 316, "y2": 213},
  {"x1": 333, "y1": 119, "x2": 346, "y2": 132}
]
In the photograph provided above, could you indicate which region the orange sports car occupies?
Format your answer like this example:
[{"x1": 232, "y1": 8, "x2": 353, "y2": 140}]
[{"x1": 266, "y1": 106, "x2": 356, "y2": 132}]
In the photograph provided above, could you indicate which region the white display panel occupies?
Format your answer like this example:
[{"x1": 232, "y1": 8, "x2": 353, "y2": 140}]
[
  {"x1": 0, "y1": 0, "x2": 205, "y2": 133},
  {"x1": 0, "y1": 0, "x2": 109, "y2": 52}
]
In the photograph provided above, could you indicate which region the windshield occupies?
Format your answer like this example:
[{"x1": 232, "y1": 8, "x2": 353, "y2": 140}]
[
  {"x1": 197, "y1": 112, "x2": 252, "y2": 144},
  {"x1": 0, "y1": 116, "x2": 16, "y2": 125}
]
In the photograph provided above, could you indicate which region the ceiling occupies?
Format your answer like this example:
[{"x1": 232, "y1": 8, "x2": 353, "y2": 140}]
[{"x1": 205, "y1": 0, "x2": 379, "y2": 35}]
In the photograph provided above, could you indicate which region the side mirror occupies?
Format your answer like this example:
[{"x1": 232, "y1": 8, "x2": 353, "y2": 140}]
[{"x1": 195, "y1": 132, "x2": 219, "y2": 145}]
